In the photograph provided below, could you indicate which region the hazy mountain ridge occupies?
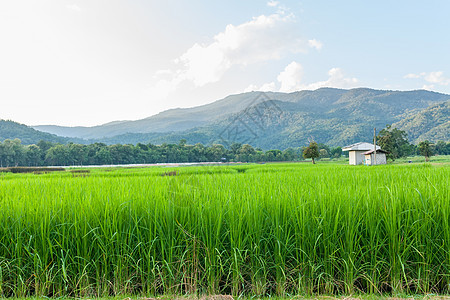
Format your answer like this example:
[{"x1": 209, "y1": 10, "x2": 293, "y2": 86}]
[
  {"x1": 7, "y1": 88, "x2": 450, "y2": 148},
  {"x1": 33, "y1": 92, "x2": 292, "y2": 139},
  {"x1": 0, "y1": 120, "x2": 76, "y2": 144},
  {"x1": 92, "y1": 88, "x2": 449, "y2": 149},
  {"x1": 136, "y1": 88, "x2": 449, "y2": 148}
]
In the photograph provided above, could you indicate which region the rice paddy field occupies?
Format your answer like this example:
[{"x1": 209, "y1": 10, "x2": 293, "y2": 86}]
[{"x1": 0, "y1": 162, "x2": 449, "y2": 298}]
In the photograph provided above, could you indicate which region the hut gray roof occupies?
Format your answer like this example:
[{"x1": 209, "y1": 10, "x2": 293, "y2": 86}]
[
  {"x1": 342, "y1": 142, "x2": 381, "y2": 151},
  {"x1": 363, "y1": 149, "x2": 388, "y2": 155}
]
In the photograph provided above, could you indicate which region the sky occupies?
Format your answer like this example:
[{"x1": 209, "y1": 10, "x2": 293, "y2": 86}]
[{"x1": 1, "y1": 0, "x2": 449, "y2": 126}]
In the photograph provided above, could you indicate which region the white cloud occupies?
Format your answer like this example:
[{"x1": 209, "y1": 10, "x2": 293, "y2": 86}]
[
  {"x1": 308, "y1": 39, "x2": 323, "y2": 50},
  {"x1": 404, "y1": 71, "x2": 450, "y2": 86},
  {"x1": 176, "y1": 13, "x2": 303, "y2": 87},
  {"x1": 277, "y1": 61, "x2": 304, "y2": 92},
  {"x1": 404, "y1": 73, "x2": 420, "y2": 79},
  {"x1": 177, "y1": 42, "x2": 230, "y2": 86},
  {"x1": 66, "y1": 4, "x2": 81, "y2": 12},
  {"x1": 300, "y1": 67, "x2": 359, "y2": 90},
  {"x1": 267, "y1": 1, "x2": 279, "y2": 7},
  {"x1": 260, "y1": 82, "x2": 277, "y2": 91},
  {"x1": 244, "y1": 82, "x2": 276, "y2": 92},
  {"x1": 424, "y1": 71, "x2": 450, "y2": 85},
  {"x1": 275, "y1": 62, "x2": 358, "y2": 92},
  {"x1": 146, "y1": 76, "x2": 184, "y2": 101},
  {"x1": 149, "y1": 11, "x2": 308, "y2": 99},
  {"x1": 248, "y1": 63, "x2": 359, "y2": 94},
  {"x1": 154, "y1": 69, "x2": 173, "y2": 76}
]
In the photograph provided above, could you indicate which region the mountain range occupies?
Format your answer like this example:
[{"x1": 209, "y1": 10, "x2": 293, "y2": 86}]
[
  {"x1": 0, "y1": 119, "x2": 77, "y2": 145},
  {"x1": 1, "y1": 88, "x2": 448, "y2": 149}
]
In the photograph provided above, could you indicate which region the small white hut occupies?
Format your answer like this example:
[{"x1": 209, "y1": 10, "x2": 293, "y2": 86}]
[
  {"x1": 342, "y1": 142, "x2": 381, "y2": 165},
  {"x1": 363, "y1": 149, "x2": 388, "y2": 165}
]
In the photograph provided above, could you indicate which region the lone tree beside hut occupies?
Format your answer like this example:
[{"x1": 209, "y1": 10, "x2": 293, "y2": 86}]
[
  {"x1": 303, "y1": 141, "x2": 320, "y2": 164},
  {"x1": 376, "y1": 125, "x2": 413, "y2": 160},
  {"x1": 418, "y1": 140, "x2": 434, "y2": 162}
]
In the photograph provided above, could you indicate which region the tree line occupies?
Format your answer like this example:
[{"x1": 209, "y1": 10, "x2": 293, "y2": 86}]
[
  {"x1": 375, "y1": 125, "x2": 449, "y2": 161},
  {"x1": 0, "y1": 139, "x2": 341, "y2": 167},
  {"x1": 0, "y1": 130, "x2": 448, "y2": 167}
]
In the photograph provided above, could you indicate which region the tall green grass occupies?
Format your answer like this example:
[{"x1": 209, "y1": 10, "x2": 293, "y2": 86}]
[{"x1": 0, "y1": 163, "x2": 448, "y2": 297}]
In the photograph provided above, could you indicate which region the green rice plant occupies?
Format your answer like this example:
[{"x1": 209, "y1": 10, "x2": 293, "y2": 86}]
[{"x1": 0, "y1": 163, "x2": 448, "y2": 297}]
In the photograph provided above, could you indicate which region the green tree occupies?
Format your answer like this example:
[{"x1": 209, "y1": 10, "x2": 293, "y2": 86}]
[
  {"x1": 179, "y1": 139, "x2": 187, "y2": 147},
  {"x1": 266, "y1": 149, "x2": 283, "y2": 161},
  {"x1": 68, "y1": 143, "x2": 87, "y2": 166},
  {"x1": 0, "y1": 139, "x2": 25, "y2": 167},
  {"x1": 435, "y1": 141, "x2": 450, "y2": 155},
  {"x1": 377, "y1": 125, "x2": 413, "y2": 160},
  {"x1": 45, "y1": 145, "x2": 69, "y2": 166},
  {"x1": 136, "y1": 143, "x2": 149, "y2": 151},
  {"x1": 318, "y1": 143, "x2": 331, "y2": 155},
  {"x1": 207, "y1": 144, "x2": 227, "y2": 162},
  {"x1": 418, "y1": 140, "x2": 434, "y2": 162},
  {"x1": 95, "y1": 147, "x2": 113, "y2": 165},
  {"x1": 238, "y1": 144, "x2": 256, "y2": 162},
  {"x1": 319, "y1": 149, "x2": 329, "y2": 158},
  {"x1": 330, "y1": 147, "x2": 342, "y2": 158},
  {"x1": 282, "y1": 148, "x2": 297, "y2": 161},
  {"x1": 303, "y1": 141, "x2": 320, "y2": 164},
  {"x1": 191, "y1": 143, "x2": 207, "y2": 162},
  {"x1": 230, "y1": 142, "x2": 242, "y2": 155},
  {"x1": 37, "y1": 140, "x2": 55, "y2": 152},
  {"x1": 26, "y1": 144, "x2": 42, "y2": 166}
]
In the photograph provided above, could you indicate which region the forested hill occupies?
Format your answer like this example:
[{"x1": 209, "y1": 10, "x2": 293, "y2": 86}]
[
  {"x1": 92, "y1": 88, "x2": 450, "y2": 148},
  {"x1": 6, "y1": 88, "x2": 450, "y2": 148},
  {"x1": 392, "y1": 100, "x2": 449, "y2": 143},
  {"x1": 0, "y1": 120, "x2": 70, "y2": 144},
  {"x1": 33, "y1": 88, "x2": 450, "y2": 143}
]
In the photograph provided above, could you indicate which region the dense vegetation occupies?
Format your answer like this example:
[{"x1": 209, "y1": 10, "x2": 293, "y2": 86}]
[
  {"x1": 1, "y1": 135, "x2": 449, "y2": 167},
  {"x1": 392, "y1": 100, "x2": 450, "y2": 142},
  {"x1": 31, "y1": 88, "x2": 450, "y2": 148},
  {"x1": 0, "y1": 138, "x2": 306, "y2": 167},
  {"x1": 0, "y1": 163, "x2": 448, "y2": 297},
  {"x1": 0, "y1": 120, "x2": 71, "y2": 144}
]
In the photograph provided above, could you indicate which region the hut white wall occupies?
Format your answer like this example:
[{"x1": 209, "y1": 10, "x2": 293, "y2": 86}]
[{"x1": 349, "y1": 150, "x2": 366, "y2": 165}]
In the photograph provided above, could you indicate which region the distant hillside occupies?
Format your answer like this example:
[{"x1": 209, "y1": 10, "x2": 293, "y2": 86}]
[
  {"x1": 392, "y1": 101, "x2": 449, "y2": 143},
  {"x1": 27, "y1": 88, "x2": 450, "y2": 148},
  {"x1": 33, "y1": 92, "x2": 287, "y2": 139},
  {"x1": 90, "y1": 88, "x2": 450, "y2": 148},
  {"x1": 0, "y1": 120, "x2": 71, "y2": 144}
]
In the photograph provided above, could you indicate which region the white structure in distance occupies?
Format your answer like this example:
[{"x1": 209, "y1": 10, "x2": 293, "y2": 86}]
[{"x1": 342, "y1": 142, "x2": 387, "y2": 165}]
